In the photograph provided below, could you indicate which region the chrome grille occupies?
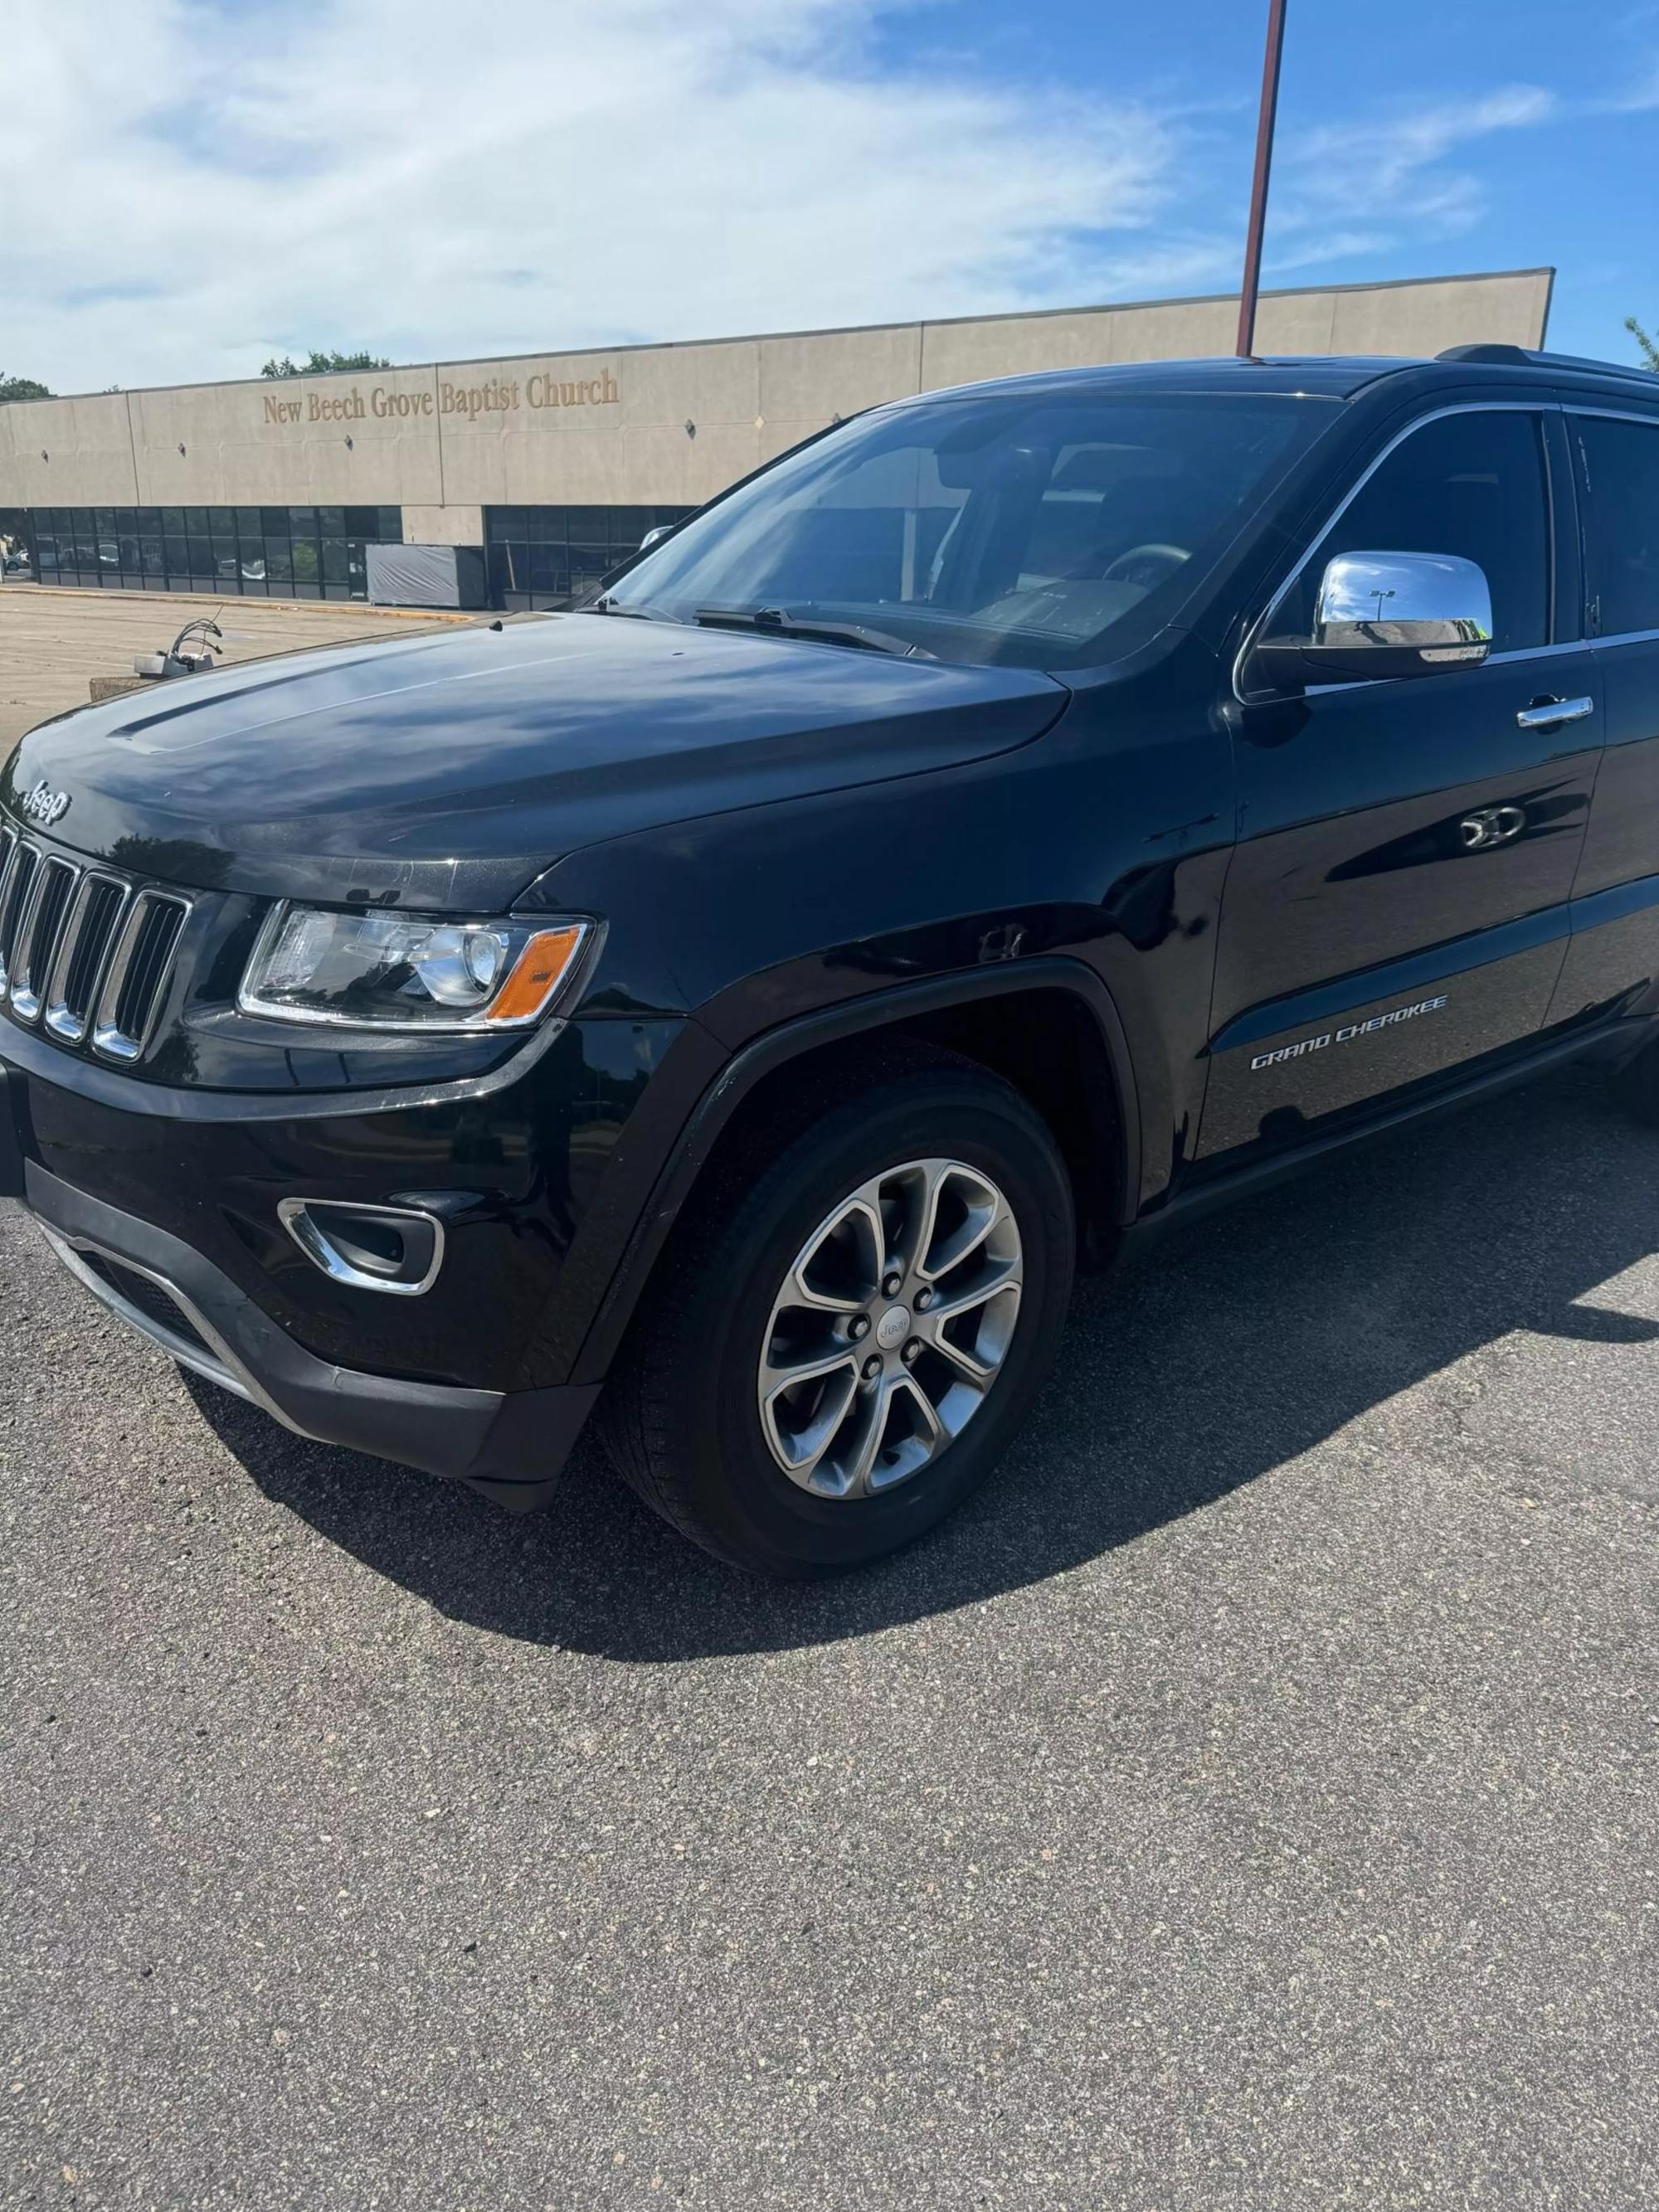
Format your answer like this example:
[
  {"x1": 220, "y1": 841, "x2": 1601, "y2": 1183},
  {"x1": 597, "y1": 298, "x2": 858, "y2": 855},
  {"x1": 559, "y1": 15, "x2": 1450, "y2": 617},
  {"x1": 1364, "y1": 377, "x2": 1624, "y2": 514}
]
[
  {"x1": 93, "y1": 892, "x2": 191, "y2": 1061},
  {"x1": 0, "y1": 838, "x2": 40, "y2": 994},
  {"x1": 0, "y1": 828, "x2": 191, "y2": 1063},
  {"x1": 8, "y1": 854, "x2": 80, "y2": 1021},
  {"x1": 0, "y1": 826, "x2": 14, "y2": 976},
  {"x1": 46, "y1": 874, "x2": 129, "y2": 1044}
]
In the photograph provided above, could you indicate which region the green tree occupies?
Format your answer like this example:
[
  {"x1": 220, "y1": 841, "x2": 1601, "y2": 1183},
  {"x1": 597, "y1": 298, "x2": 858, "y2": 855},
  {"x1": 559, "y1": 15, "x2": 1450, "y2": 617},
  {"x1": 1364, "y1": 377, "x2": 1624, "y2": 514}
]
[
  {"x1": 261, "y1": 348, "x2": 392, "y2": 379},
  {"x1": 0, "y1": 372, "x2": 52, "y2": 402},
  {"x1": 1626, "y1": 317, "x2": 1659, "y2": 372}
]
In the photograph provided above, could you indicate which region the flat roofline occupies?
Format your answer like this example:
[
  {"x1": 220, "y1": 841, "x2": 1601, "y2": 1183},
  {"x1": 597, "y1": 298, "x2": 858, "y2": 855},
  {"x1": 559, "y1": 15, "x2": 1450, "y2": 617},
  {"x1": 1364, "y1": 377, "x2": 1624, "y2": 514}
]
[{"x1": 3, "y1": 267, "x2": 1556, "y2": 407}]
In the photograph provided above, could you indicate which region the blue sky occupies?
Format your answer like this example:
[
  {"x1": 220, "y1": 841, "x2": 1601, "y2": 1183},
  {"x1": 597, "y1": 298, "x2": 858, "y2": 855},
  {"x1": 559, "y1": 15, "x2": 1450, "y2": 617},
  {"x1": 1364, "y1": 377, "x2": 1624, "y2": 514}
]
[
  {"x1": 7, "y1": 0, "x2": 1655, "y2": 392},
  {"x1": 902, "y1": 0, "x2": 1656, "y2": 361}
]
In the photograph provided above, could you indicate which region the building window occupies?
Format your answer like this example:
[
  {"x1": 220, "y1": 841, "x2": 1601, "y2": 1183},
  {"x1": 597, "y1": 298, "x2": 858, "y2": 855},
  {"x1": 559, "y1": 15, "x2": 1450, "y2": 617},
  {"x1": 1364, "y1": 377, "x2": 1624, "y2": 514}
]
[
  {"x1": 26, "y1": 505, "x2": 403, "y2": 599},
  {"x1": 484, "y1": 505, "x2": 691, "y2": 612}
]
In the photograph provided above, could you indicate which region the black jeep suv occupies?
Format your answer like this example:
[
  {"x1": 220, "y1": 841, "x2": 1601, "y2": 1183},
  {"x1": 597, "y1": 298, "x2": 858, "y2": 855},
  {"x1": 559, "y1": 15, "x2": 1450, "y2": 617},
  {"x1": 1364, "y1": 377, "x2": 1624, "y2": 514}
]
[{"x1": 5, "y1": 343, "x2": 1659, "y2": 1575}]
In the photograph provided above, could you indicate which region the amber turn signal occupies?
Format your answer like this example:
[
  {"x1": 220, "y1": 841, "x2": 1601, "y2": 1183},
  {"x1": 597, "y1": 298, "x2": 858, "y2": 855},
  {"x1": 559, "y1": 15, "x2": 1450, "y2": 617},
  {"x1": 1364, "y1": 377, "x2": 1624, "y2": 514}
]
[{"x1": 486, "y1": 923, "x2": 589, "y2": 1024}]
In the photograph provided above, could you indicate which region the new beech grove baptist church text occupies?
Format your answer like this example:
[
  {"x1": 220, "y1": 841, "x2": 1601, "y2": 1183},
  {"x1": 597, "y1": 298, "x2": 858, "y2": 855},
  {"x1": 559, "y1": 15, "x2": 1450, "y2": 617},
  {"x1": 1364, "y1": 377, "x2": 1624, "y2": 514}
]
[{"x1": 263, "y1": 369, "x2": 622, "y2": 427}]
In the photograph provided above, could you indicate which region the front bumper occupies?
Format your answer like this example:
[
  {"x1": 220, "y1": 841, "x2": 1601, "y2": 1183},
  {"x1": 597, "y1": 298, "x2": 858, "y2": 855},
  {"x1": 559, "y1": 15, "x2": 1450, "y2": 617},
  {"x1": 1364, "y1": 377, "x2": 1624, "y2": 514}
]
[
  {"x1": 0, "y1": 1051, "x2": 603, "y2": 1511},
  {"x1": 0, "y1": 954, "x2": 715, "y2": 1505},
  {"x1": 0, "y1": 979, "x2": 695, "y2": 1385}
]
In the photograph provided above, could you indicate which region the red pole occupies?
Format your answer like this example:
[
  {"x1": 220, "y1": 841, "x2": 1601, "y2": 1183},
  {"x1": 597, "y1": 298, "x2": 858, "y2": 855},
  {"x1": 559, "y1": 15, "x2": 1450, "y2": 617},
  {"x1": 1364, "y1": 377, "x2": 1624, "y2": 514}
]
[{"x1": 1236, "y1": 0, "x2": 1288, "y2": 358}]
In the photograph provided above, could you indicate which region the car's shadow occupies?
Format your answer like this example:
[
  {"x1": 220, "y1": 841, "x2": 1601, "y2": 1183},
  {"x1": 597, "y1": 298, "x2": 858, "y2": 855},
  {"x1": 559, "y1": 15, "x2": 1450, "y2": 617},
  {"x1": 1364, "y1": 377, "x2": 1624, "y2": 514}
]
[{"x1": 185, "y1": 1063, "x2": 1659, "y2": 1660}]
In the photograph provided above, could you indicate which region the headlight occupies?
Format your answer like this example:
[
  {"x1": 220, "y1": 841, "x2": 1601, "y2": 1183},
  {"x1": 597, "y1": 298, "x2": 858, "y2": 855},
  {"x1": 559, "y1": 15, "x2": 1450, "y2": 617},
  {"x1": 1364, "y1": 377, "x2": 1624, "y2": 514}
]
[{"x1": 237, "y1": 905, "x2": 593, "y2": 1031}]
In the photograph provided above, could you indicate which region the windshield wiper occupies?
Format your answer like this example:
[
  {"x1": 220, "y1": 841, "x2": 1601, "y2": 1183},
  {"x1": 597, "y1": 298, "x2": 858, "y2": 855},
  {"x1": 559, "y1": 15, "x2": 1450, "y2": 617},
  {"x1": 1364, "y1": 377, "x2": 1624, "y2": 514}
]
[
  {"x1": 580, "y1": 596, "x2": 680, "y2": 624},
  {"x1": 692, "y1": 606, "x2": 934, "y2": 659}
]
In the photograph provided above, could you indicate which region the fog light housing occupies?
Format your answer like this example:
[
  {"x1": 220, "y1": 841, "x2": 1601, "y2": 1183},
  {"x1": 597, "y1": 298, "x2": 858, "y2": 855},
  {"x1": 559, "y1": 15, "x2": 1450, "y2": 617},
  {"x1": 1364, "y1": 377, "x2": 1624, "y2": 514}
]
[{"x1": 278, "y1": 1199, "x2": 445, "y2": 1296}]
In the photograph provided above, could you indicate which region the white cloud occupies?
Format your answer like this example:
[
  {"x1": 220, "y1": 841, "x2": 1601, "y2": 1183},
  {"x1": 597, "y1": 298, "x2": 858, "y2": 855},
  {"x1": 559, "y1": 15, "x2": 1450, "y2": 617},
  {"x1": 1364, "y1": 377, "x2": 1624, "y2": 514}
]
[
  {"x1": 1267, "y1": 85, "x2": 1554, "y2": 275},
  {"x1": 1263, "y1": 231, "x2": 1394, "y2": 275},
  {"x1": 1598, "y1": 58, "x2": 1659, "y2": 109},
  {"x1": 3, "y1": 0, "x2": 1192, "y2": 393}
]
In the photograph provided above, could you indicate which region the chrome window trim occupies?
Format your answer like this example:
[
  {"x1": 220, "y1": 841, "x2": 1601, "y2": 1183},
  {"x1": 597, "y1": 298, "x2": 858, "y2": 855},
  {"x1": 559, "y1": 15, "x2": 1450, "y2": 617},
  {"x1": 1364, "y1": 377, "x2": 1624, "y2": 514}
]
[
  {"x1": 1563, "y1": 406, "x2": 1659, "y2": 649},
  {"x1": 1232, "y1": 400, "x2": 1561, "y2": 707},
  {"x1": 1587, "y1": 627, "x2": 1659, "y2": 652},
  {"x1": 43, "y1": 871, "x2": 131, "y2": 1044},
  {"x1": 1564, "y1": 405, "x2": 1659, "y2": 428},
  {"x1": 90, "y1": 888, "x2": 193, "y2": 1063},
  {"x1": 1300, "y1": 635, "x2": 1597, "y2": 702}
]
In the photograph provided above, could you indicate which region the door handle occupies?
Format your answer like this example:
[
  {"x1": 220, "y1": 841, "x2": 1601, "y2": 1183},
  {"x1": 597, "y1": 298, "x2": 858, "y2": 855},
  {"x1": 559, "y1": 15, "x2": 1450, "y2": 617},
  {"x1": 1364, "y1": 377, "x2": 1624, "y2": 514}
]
[{"x1": 1515, "y1": 695, "x2": 1593, "y2": 731}]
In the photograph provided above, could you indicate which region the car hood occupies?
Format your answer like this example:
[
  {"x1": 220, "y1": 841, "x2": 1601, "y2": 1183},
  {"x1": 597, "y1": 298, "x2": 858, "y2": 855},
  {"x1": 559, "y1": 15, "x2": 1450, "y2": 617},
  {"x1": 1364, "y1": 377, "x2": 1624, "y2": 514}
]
[{"x1": 3, "y1": 615, "x2": 1068, "y2": 910}]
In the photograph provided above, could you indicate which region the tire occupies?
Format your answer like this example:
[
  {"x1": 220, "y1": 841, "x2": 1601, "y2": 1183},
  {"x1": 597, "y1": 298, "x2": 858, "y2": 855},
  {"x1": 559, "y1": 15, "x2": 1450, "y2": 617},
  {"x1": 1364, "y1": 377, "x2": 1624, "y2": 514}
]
[
  {"x1": 596, "y1": 1048, "x2": 1076, "y2": 1578},
  {"x1": 1610, "y1": 1032, "x2": 1659, "y2": 1125}
]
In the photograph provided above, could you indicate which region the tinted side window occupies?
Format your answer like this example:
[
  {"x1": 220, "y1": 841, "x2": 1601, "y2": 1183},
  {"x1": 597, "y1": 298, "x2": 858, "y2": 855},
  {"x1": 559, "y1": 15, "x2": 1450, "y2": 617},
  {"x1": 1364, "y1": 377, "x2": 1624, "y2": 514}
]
[
  {"x1": 1574, "y1": 414, "x2": 1659, "y2": 639},
  {"x1": 1288, "y1": 410, "x2": 1550, "y2": 655}
]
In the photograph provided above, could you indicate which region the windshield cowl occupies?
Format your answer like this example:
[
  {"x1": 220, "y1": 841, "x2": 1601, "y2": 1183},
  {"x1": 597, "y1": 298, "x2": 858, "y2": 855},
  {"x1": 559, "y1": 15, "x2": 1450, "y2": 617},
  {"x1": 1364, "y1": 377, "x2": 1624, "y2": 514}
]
[{"x1": 689, "y1": 605, "x2": 936, "y2": 659}]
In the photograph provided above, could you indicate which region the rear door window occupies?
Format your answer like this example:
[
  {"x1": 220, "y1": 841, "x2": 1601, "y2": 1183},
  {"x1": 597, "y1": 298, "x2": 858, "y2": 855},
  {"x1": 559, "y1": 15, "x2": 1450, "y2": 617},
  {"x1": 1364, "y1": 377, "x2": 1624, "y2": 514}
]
[{"x1": 1572, "y1": 413, "x2": 1659, "y2": 639}]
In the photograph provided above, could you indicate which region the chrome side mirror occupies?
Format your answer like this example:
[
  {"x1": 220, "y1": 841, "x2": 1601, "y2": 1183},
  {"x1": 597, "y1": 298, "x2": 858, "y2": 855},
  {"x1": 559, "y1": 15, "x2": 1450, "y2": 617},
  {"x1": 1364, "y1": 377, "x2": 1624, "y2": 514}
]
[
  {"x1": 638, "y1": 523, "x2": 678, "y2": 552},
  {"x1": 1256, "y1": 550, "x2": 1493, "y2": 689}
]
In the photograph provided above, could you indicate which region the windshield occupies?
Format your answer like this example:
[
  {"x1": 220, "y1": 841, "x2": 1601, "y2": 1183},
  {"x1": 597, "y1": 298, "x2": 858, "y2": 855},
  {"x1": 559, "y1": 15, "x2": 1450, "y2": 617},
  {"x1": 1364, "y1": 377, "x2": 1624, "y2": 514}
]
[{"x1": 599, "y1": 387, "x2": 1327, "y2": 669}]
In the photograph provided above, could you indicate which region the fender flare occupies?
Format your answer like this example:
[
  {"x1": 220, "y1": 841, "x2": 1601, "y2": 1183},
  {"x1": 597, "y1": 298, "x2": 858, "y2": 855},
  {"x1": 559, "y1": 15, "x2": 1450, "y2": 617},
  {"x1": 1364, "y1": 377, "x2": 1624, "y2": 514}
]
[{"x1": 567, "y1": 955, "x2": 1141, "y2": 1385}]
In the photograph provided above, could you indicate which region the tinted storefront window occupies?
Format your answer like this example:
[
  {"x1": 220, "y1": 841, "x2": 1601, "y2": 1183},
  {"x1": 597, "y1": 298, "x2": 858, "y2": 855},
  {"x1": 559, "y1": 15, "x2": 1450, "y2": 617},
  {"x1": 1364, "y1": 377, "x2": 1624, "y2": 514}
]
[
  {"x1": 28, "y1": 505, "x2": 402, "y2": 599},
  {"x1": 484, "y1": 505, "x2": 690, "y2": 611}
]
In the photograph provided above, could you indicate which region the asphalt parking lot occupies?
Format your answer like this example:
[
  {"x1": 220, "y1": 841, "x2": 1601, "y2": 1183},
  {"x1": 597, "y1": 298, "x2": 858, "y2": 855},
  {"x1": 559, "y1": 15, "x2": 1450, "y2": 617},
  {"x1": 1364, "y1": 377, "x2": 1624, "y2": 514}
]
[{"x1": 2, "y1": 1061, "x2": 1657, "y2": 2210}]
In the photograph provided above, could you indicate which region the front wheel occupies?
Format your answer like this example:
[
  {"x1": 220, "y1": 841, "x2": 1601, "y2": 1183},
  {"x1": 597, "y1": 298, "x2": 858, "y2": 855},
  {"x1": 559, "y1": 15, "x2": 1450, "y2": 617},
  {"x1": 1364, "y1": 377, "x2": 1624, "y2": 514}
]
[{"x1": 596, "y1": 1055, "x2": 1076, "y2": 1577}]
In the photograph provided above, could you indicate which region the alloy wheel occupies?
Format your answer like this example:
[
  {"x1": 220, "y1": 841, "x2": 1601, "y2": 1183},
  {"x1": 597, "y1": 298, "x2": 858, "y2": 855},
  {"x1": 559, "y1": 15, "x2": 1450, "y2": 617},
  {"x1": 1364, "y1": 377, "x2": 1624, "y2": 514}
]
[{"x1": 757, "y1": 1156, "x2": 1024, "y2": 1500}]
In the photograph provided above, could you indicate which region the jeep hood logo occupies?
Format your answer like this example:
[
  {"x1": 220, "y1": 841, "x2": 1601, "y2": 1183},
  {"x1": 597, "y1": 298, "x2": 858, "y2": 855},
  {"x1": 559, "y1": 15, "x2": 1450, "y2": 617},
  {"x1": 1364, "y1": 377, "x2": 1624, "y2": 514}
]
[{"x1": 18, "y1": 779, "x2": 71, "y2": 828}]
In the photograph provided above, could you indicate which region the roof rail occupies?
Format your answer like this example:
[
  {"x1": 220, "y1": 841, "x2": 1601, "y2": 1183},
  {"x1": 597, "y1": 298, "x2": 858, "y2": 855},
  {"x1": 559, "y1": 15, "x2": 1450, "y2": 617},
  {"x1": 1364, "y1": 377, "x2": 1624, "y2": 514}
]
[
  {"x1": 1437, "y1": 342, "x2": 1658, "y2": 383},
  {"x1": 1438, "y1": 343, "x2": 1532, "y2": 365}
]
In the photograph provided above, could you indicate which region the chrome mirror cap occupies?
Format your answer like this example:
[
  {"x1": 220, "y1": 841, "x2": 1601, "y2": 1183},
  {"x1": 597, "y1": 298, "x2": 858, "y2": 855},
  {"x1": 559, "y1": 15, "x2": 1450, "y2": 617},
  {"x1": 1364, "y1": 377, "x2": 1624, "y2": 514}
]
[
  {"x1": 1316, "y1": 550, "x2": 1492, "y2": 664},
  {"x1": 1254, "y1": 548, "x2": 1494, "y2": 691}
]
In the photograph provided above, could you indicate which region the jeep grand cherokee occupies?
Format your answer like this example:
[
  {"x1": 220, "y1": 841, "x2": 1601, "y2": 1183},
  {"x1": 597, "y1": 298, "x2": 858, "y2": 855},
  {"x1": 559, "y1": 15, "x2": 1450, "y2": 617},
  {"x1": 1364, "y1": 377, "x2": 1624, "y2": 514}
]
[{"x1": 5, "y1": 342, "x2": 1659, "y2": 1576}]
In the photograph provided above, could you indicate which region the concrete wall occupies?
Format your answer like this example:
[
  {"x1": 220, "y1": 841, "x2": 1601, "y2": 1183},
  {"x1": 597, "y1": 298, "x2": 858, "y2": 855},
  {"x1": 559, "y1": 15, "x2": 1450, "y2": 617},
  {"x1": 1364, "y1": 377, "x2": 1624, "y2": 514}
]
[
  {"x1": 127, "y1": 367, "x2": 446, "y2": 508},
  {"x1": 0, "y1": 269, "x2": 1554, "y2": 535},
  {"x1": 401, "y1": 503, "x2": 484, "y2": 547},
  {"x1": 0, "y1": 391, "x2": 139, "y2": 508}
]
